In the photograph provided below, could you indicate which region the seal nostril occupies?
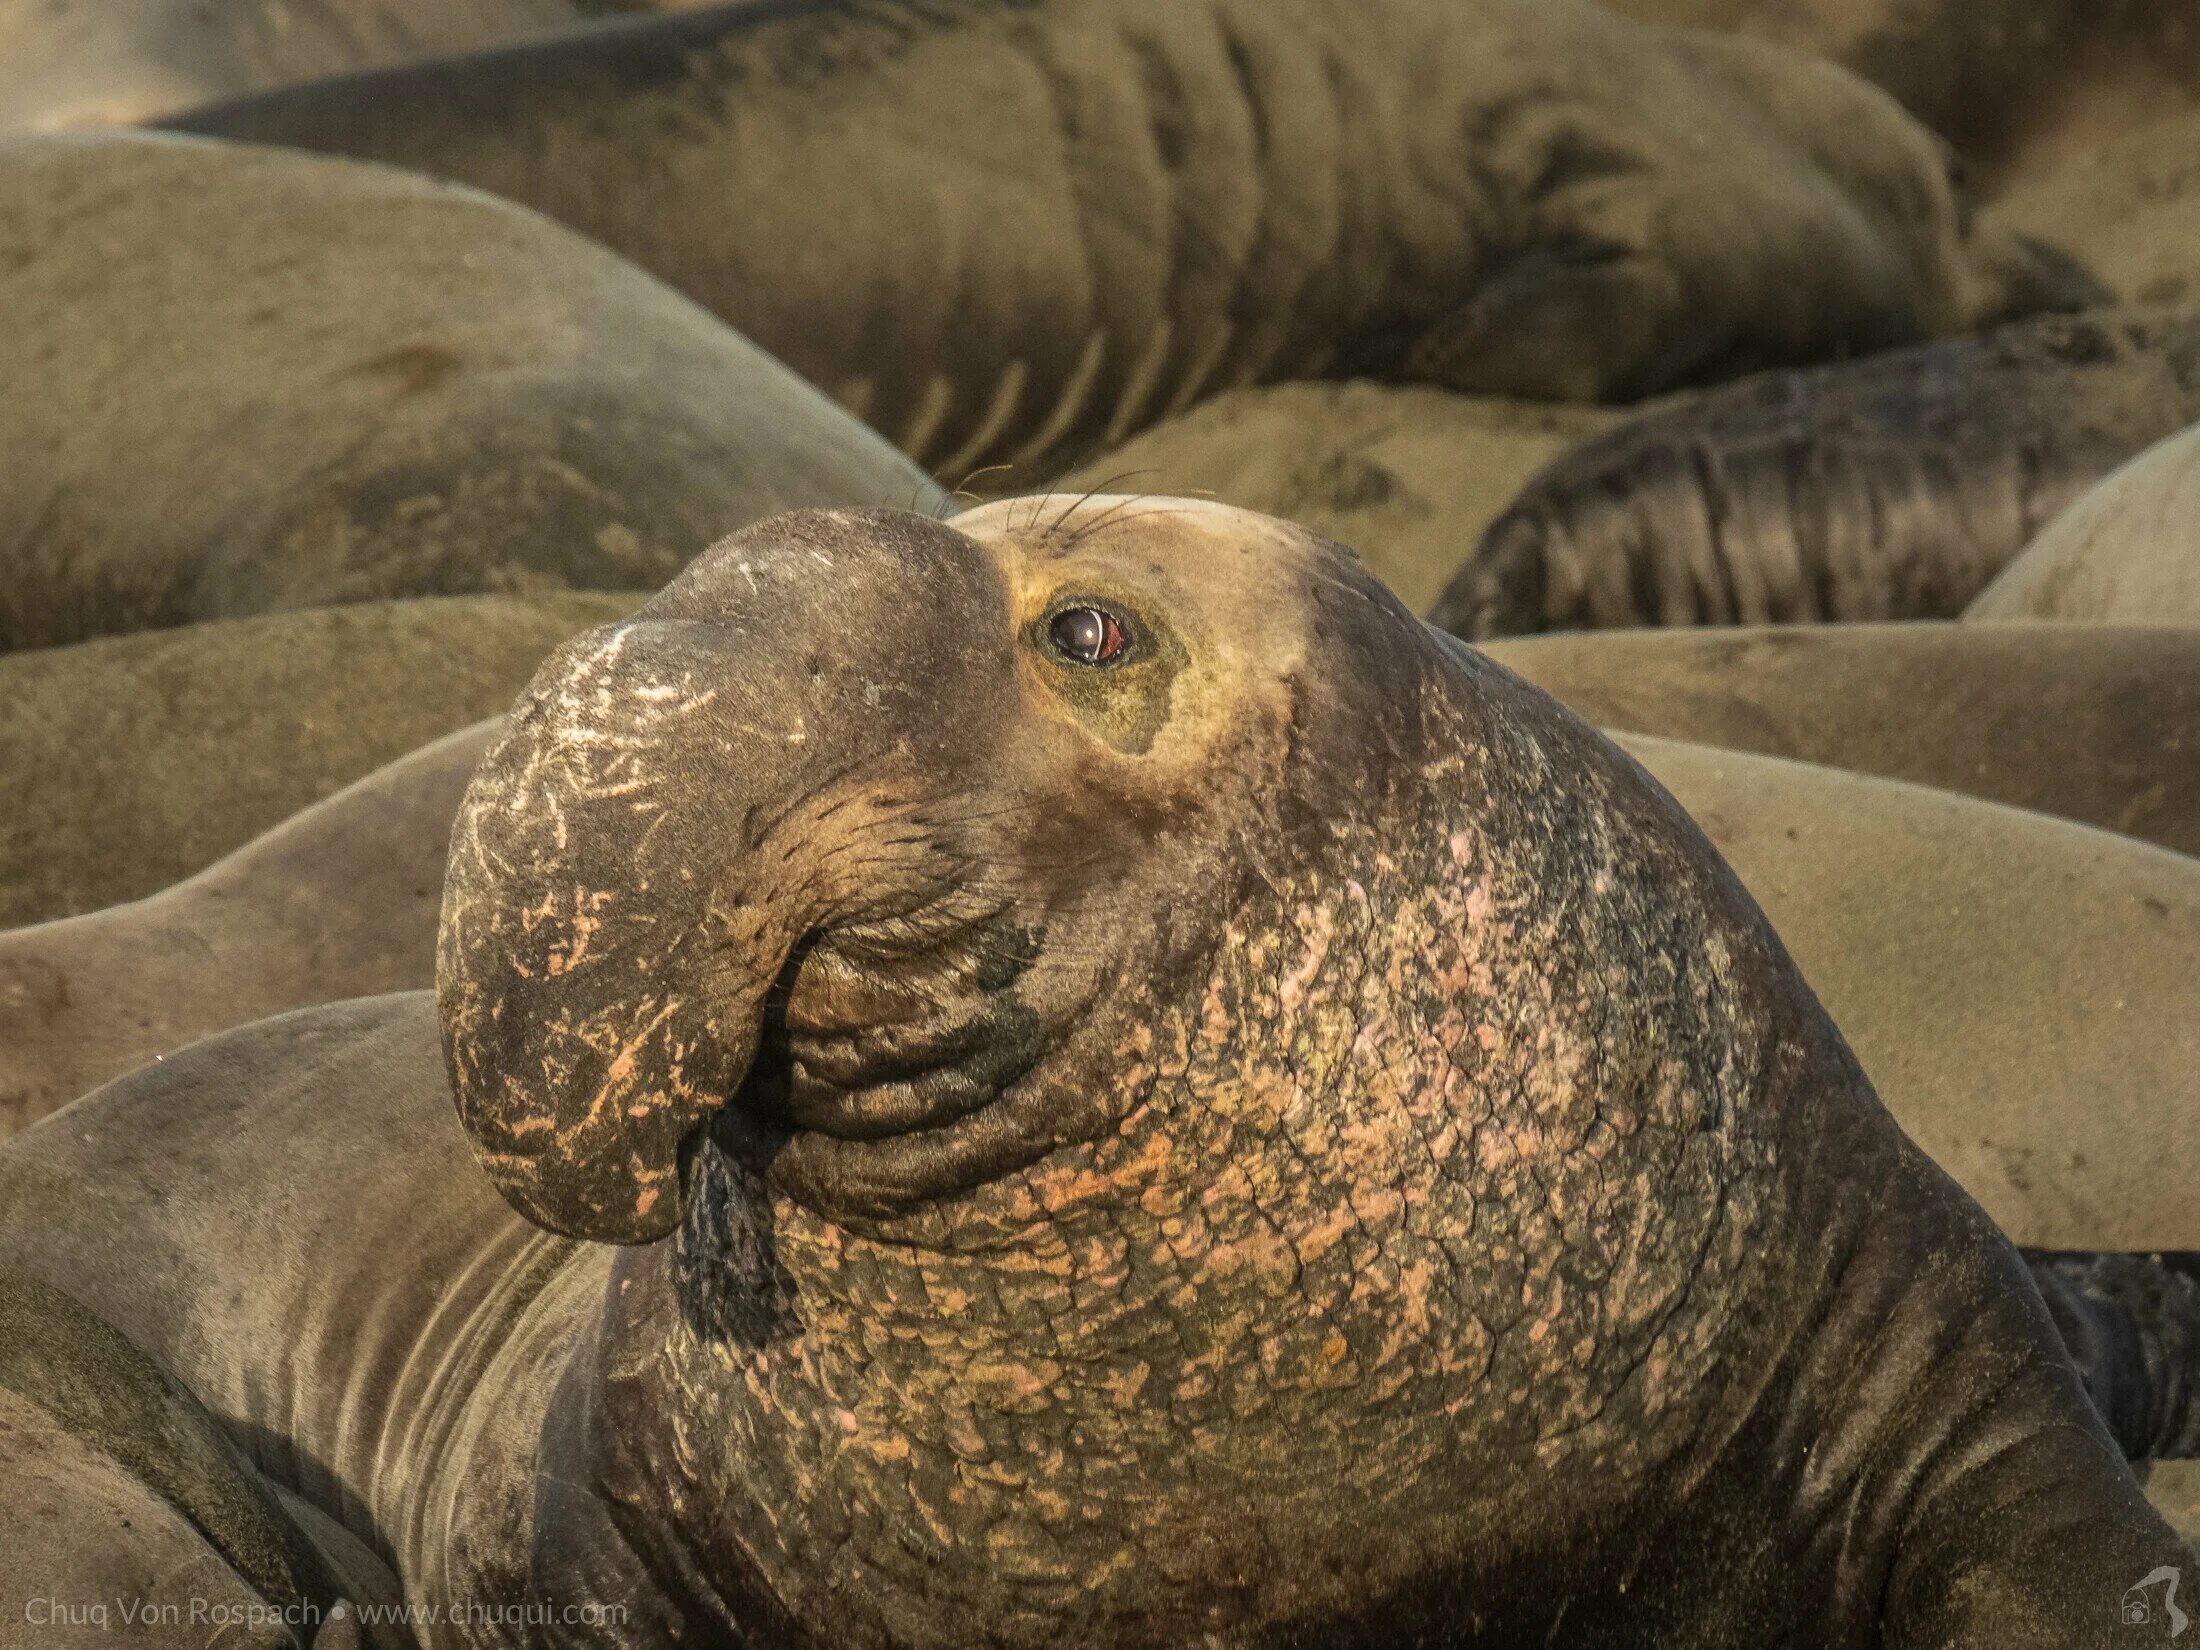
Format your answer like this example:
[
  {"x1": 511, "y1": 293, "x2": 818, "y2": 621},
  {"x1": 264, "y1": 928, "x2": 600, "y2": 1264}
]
[{"x1": 1049, "y1": 606, "x2": 1127, "y2": 666}]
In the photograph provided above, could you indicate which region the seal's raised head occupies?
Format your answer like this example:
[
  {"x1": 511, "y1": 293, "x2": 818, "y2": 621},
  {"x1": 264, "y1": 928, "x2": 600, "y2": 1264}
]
[
  {"x1": 436, "y1": 494, "x2": 1816, "y2": 1612},
  {"x1": 440, "y1": 497, "x2": 1398, "y2": 1239},
  {"x1": 441, "y1": 494, "x2": 1771, "y2": 1253}
]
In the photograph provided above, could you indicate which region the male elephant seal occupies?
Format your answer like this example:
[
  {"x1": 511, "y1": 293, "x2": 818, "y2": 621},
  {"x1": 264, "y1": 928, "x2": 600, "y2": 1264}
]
[
  {"x1": 0, "y1": 131, "x2": 937, "y2": 651},
  {"x1": 2, "y1": 498, "x2": 2191, "y2": 1647},
  {"x1": 165, "y1": 0, "x2": 2086, "y2": 476},
  {"x1": 1428, "y1": 305, "x2": 2200, "y2": 637},
  {"x1": 1968, "y1": 421, "x2": 2200, "y2": 623},
  {"x1": 13, "y1": 627, "x2": 2197, "y2": 1246}
]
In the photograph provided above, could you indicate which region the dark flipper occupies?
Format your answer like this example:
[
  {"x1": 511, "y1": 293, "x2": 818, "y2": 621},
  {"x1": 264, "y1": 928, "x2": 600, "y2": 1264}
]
[{"x1": 2026, "y1": 1250, "x2": 2200, "y2": 1463}]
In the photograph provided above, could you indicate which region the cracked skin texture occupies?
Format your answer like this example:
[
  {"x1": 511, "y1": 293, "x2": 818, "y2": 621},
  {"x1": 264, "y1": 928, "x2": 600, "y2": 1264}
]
[{"x1": 0, "y1": 498, "x2": 2185, "y2": 1647}]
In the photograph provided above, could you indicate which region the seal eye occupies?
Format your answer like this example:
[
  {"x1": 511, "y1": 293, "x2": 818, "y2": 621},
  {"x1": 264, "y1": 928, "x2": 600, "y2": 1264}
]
[{"x1": 1048, "y1": 606, "x2": 1127, "y2": 666}]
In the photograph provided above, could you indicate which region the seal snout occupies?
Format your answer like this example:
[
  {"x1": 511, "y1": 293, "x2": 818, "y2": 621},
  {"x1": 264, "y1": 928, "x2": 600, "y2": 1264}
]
[{"x1": 438, "y1": 509, "x2": 1026, "y2": 1242}]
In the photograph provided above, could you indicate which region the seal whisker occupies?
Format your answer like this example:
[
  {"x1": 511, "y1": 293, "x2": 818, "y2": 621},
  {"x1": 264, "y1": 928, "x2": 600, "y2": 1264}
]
[
  {"x1": 1049, "y1": 471, "x2": 1161, "y2": 537},
  {"x1": 943, "y1": 462, "x2": 1020, "y2": 517},
  {"x1": 1061, "y1": 496, "x2": 1194, "y2": 552}
]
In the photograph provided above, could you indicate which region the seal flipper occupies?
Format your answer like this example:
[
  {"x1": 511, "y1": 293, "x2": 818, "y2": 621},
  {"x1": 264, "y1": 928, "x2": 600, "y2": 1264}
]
[
  {"x1": 0, "y1": 1271, "x2": 405, "y2": 1648},
  {"x1": 2026, "y1": 1250, "x2": 2200, "y2": 1464}
]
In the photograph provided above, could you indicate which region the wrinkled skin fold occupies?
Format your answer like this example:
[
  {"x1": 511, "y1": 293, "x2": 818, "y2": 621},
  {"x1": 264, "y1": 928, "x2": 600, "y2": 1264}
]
[
  {"x1": 166, "y1": 0, "x2": 2093, "y2": 475},
  {"x1": 1431, "y1": 305, "x2": 2200, "y2": 638}
]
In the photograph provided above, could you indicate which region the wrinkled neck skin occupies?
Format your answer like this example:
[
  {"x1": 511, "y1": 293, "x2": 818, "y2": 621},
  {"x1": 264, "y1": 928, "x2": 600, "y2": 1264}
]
[{"x1": 498, "y1": 641, "x2": 1915, "y2": 1649}]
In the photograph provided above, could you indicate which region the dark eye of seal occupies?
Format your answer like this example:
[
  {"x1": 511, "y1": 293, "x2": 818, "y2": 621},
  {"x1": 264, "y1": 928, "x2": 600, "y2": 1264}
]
[{"x1": 1048, "y1": 605, "x2": 1127, "y2": 666}]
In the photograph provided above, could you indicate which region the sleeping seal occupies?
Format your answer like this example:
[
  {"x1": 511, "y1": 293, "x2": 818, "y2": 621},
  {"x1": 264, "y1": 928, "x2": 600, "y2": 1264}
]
[
  {"x1": 165, "y1": 0, "x2": 2089, "y2": 474},
  {"x1": 0, "y1": 498, "x2": 2188, "y2": 1646},
  {"x1": 1429, "y1": 306, "x2": 2200, "y2": 637},
  {"x1": 0, "y1": 132, "x2": 936, "y2": 652}
]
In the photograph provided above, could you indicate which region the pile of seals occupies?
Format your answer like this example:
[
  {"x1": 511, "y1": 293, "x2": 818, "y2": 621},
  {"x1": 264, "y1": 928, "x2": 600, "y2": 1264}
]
[{"x1": 0, "y1": 1, "x2": 2194, "y2": 1645}]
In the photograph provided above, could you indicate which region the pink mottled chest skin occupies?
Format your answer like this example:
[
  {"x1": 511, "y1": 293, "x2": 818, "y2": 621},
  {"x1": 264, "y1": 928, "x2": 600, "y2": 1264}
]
[{"x1": 591, "y1": 718, "x2": 1792, "y2": 1649}]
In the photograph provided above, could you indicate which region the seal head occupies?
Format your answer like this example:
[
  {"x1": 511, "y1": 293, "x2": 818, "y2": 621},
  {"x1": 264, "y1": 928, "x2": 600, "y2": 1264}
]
[{"x1": 436, "y1": 495, "x2": 1825, "y2": 1631}]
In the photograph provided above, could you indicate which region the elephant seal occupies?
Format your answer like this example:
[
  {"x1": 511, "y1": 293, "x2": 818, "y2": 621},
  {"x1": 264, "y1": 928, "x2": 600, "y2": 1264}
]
[
  {"x1": 3, "y1": 498, "x2": 2190, "y2": 1646},
  {"x1": 14, "y1": 622, "x2": 2193, "y2": 1196},
  {"x1": 1968, "y1": 421, "x2": 2200, "y2": 623},
  {"x1": 0, "y1": 723, "x2": 494, "y2": 1142},
  {"x1": 15, "y1": 624, "x2": 2192, "y2": 1241},
  {"x1": 0, "y1": 592, "x2": 638, "y2": 926},
  {"x1": 1481, "y1": 622, "x2": 2200, "y2": 856},
  {"x1": 1428, "y1": 305, "x2": 2200, "y2": 637},
  {"x1": 1991, "y1": 111, "x2": 2200, "y2": 311},
  {"x1": 0, "y1": 131, "x2": 938, "y2": 651},
  {"x1": 1051, "y1": 383, "x2": 1620, "y2": 614},
  {"x1": 0, "y1": 0, "x2": 651, "y2": 132},
  {"x1": 166, "y1": 0, "x2": 2088, "y2": 476}
]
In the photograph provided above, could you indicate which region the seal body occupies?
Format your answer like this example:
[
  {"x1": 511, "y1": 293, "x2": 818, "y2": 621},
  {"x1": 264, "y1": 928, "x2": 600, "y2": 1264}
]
[
  {"x1": 1430, "y1": 306, "x2": 2200, "y2": 637},
  {"x1": 0, "y1": 501, "x2": 2187, "y2": 1647},
  {"x1": 0, "y1": 132, "x2": 937, "y2": 652},
  {"x1": 1614, "y1": 732, "x2": 2200, "y2": 1254},
  {"x1": 0, "y1": 593, "x2": 635, "y2": 926},
  {"x1": 1600, "y1": 0, "x2": 2200, "y2": 193},
  {"x1": 1051, "y1": 383, "x2": 1622, "y2": 614},
  {"x1": 1482, "y1": 621, "x2": 2200, "y2": 856},
  {"x1": 0, "y1": 724, "x2": 495, "y2": 1140},
  {"x1": 166, "y1": 0, "x2": 2084, "y2": 474}
]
